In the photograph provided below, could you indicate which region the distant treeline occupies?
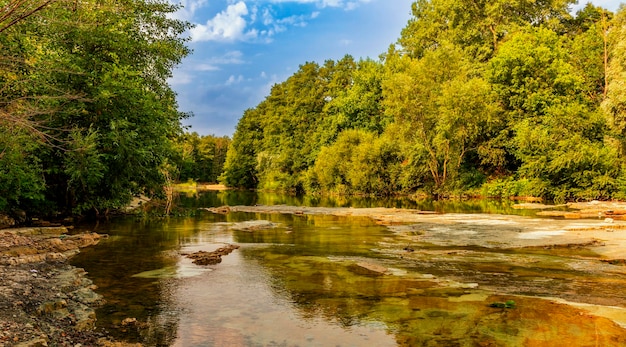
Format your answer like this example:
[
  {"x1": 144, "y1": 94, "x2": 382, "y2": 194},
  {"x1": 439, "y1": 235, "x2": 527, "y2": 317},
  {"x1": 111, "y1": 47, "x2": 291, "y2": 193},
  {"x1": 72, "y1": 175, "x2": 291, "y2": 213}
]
[
  {"x1": 221, "y1": 1, "x2": 626, "y2": 202},
  {"x1": 176, "y1": 133, "x2": 230, "y2": 184}
]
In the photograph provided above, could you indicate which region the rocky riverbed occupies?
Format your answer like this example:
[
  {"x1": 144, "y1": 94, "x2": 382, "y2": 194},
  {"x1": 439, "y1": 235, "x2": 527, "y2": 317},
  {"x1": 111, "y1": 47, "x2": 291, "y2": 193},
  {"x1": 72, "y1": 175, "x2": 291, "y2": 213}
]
[{"x1": 0, "y1": 226, "x2": 137, "y2": 347}]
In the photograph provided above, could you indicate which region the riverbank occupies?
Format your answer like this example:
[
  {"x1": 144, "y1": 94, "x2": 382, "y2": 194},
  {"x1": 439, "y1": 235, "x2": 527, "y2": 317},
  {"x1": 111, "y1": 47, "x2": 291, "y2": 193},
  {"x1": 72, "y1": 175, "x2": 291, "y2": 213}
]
[{"x1": 0, "y1": 226, "x2": 136, "y2": 347}]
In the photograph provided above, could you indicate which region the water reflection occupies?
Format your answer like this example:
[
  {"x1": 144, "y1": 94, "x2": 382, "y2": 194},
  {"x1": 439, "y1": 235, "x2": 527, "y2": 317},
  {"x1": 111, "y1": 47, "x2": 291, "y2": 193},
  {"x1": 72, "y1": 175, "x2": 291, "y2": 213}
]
[
  {"x1": 175, "y1": 189, "x2": 536, "y2": 215},
  {"x1": 70, "y1": 192, "x2": 626, "y2": 346}
]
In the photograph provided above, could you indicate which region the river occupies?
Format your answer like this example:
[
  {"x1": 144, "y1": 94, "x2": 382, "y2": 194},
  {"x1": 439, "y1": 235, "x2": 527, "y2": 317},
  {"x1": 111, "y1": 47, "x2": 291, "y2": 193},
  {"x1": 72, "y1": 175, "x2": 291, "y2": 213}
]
[{"x1": 70, "y1": 190, "x2": 626, "y2": 346}]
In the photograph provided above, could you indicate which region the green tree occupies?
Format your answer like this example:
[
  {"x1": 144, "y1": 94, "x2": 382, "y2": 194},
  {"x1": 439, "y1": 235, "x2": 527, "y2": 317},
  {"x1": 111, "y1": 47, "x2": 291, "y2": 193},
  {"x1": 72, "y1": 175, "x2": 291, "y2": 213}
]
[
  {"x1": 220, "y1": 108, "x2": 262, "y2": 188},
  {"x1": 0, "y1": 0, "x2": 191, "y2": 215},
  {"x1": 399, "y1": 0, "x2": 574, "y2": 60},
  {"x1": 489, "y1": 26, "x2": 617, "y2": 201},
  {"x1": 176, "y1": 132, "x2": 231, "y2": 183},
  {"x1": 603, "y1": 5, "x2": 626, "y2": 145},
  {"x1": 383, "y1": 43, "x2": 494, "y2": 192}
]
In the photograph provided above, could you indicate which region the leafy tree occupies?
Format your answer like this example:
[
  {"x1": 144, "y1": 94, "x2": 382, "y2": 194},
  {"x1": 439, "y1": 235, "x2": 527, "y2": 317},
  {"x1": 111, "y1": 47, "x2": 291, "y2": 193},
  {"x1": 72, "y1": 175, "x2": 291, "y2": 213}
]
[
  {"x1": 0, "y1": 126, "x2": 45, "y2": 211},
  {"x1": 308, "y1": 129, "x2": 403, "y2": 195},
  {"x1": 0, "y1": 0, "x2": 191, "y2": 215},
  {"x1": 221, "y1": 0, "x2": 626, "y2": 202},
  {"x1": 399, "y1": 0, "x2": 574, "y2": 60},
  {"x1": 566, "y1": 4, "x2": 612, "y2": 101},
  {"x1": 489, "y1": 26, "x2": 617, "y2": 200},
  {"x1": 220, "y1": 108, "x2": 262, "y2": 188},
  {"x1": 383, "y1": 43, "x2": 494, "y2": 192},
  {"x1": 603, "y1": 5, "x2": 626, "y2": 146},
  {"x1": 176, "y1": 132, "x2": 231, "y2": 183},
  {"x1": 322, "y1": 59, "x2": 390, "y2": 137}
]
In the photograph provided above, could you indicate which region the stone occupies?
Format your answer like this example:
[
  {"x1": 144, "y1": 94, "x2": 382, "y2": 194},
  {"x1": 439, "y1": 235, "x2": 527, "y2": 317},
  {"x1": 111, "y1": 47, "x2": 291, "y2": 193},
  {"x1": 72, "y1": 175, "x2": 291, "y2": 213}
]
[
  {"x1": 349, "y1": 262, "x2": 388, "y2": 276},
  {"x1": 186, "y1": 244, "x2": 240, "y2": 266}
]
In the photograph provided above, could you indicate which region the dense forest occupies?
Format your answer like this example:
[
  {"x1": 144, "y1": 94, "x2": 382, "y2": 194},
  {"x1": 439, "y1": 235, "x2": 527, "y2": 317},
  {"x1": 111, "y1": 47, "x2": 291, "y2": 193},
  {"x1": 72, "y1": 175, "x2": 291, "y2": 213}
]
[
  {"x1": 221, "y1": 0, "x2": 626, "y2": 202},
  {"x1": 176, "y1": 133, "x2": 231, "y2": 184},
  {"x1": 0, "y1": 0, "x2": 191, "y2": 217}
]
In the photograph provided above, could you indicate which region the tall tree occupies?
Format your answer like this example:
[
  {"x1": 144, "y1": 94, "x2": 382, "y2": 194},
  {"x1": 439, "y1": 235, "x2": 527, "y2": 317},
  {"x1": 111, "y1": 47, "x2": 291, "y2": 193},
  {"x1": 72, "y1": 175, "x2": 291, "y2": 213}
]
[
  {"x1": 489, "y1": 26, "x2": 617, "y2": 200},
  {"x1": 383, "y1": 43, "x2": 494, "y2": 192},
  {"x1": 0, "y1": 0, "x2": 191, "y2": 215},
  {"x1": 399, "y1": 0, "x2": 574, "y2": 60},
  {"x1": 602, "y1": 5, "x2": 626, "y2": 147}
]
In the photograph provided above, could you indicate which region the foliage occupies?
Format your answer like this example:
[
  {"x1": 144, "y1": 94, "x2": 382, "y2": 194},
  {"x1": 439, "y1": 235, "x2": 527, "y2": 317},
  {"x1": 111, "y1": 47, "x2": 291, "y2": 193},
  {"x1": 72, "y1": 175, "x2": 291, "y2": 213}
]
[
  {"x1": 384, "y1": 43, "x2": 495, "y2": 192},
  {"x1": 488, "y1": 26, "x2": 618, "y2": 200},
  {"x1": 0, "y1": 126, "x2": 45, "y2": 211},
  {"x1": 307, "y1": 129, "x2": 403, "y2": 195},
  {"x1": 222, "y1": 1, "x2": 626, "y2": 201},
  {"x1": 221, "y1": 56, "x2": 391, "y2": 192},
  {"x1": 399, "y1": 0, "x2": 574, "y2": 60},
  {"x1": 603, "y1": 5, "x2": 626, "y2": 147},
  {"x1": 175, "y1": 132, "x2": 230, "y2": 183},
  {"x1": 0, "y1": 0, "x2": 191, "y2": 216}
]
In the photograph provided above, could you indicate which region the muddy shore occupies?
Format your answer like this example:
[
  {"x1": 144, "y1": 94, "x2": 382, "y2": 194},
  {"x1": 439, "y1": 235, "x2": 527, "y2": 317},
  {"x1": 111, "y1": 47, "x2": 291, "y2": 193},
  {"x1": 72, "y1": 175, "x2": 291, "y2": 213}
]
[{"x1": 0, "y1": 226, "x2": 137, "y2": 347}]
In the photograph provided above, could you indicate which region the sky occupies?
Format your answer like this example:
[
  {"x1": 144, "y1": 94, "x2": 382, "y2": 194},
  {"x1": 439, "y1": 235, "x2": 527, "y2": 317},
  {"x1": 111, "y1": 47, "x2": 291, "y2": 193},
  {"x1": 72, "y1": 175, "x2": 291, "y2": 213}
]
[{"x1": 167, "y1": 0, "x2": 623, "y2": 137}]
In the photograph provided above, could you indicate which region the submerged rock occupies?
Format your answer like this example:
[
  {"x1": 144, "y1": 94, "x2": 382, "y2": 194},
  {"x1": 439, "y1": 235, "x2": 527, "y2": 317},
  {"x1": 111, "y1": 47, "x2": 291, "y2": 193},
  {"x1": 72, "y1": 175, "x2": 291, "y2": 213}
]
[
  {"x1": 349, "y1": 262, "x2": 389, "y2": 276},
  {"x1": 229, "y1": 220, "x2": 279, "y2": 232}
]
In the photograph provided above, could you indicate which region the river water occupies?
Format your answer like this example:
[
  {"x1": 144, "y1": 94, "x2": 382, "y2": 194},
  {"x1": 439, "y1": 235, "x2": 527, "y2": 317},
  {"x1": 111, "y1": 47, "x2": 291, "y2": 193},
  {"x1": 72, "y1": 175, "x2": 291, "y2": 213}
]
[{"x1": 70, "y1": 191, "x2": 626, "y2": 346}]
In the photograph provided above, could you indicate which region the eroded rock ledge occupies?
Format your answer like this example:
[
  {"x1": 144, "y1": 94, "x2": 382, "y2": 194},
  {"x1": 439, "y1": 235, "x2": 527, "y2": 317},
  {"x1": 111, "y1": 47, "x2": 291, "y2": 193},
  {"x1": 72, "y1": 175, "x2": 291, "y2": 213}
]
[{"x1": 0, "y1": 226, "x2": 112, "y2": 346}]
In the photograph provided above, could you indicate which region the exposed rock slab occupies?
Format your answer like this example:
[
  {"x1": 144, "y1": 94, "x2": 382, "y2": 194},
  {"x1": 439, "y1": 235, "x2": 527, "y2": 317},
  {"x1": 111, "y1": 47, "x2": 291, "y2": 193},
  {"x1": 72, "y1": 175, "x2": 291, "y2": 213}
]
[
  {"x1": 185, "y1": 244, "x2": 240, "y2": 265},
  {"x1": 0, "y1": 227, "x2": 109, "y2": 345}
]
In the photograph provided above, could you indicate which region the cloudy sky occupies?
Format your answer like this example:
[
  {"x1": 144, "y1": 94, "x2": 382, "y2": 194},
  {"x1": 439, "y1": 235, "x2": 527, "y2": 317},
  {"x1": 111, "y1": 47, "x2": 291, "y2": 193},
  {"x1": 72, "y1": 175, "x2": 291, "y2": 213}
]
[{"x1": 167, "y1": 0, "x2": 623, "y2": 137}]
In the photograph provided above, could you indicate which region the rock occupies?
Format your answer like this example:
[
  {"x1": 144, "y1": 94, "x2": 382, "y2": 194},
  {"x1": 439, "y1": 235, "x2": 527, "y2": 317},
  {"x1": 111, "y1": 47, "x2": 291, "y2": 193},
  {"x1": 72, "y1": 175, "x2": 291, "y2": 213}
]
[
  {"x1": 0, "y1": 214, "x2": 15, "y2": 229},
  {"x1": 229, "y1": 220, "x2": 278, "y2": 231},
  {"x1": 349, "y1": 262, "x2": 389, "y2": 276},
  {"x1": 121, "y1": 317, "x2": 137, "y2": 326},
  {"x1": 37, "y1": 299, "x2": 68, "y2": 315},
  {"x1": 70, "y1": 287, "x2": 104, "y2": 306},
  {"x1": 15, "y1": 336, "x2": 49, "y2": 347},
  {"x1": 206, "y1": 206, "x2": 231, "y2": 214},
  {"x1": 73, "y1": 303, "x2": 97, "y2": 331},
  {"x1": 0, "y1": 231, "x2": 103, "y2": 265},
  {"x1": 0, "y1": 228, "x2": 111, "y2": 346},
  {"x1": 186, "y1": 244, "x2": 240, "y2": 266}
]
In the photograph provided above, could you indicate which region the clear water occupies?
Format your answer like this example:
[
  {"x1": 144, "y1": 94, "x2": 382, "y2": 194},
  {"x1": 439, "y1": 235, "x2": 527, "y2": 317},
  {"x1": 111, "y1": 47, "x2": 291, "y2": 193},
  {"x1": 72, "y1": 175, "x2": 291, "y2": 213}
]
[{"x1": 70, "y1": 192, "x2": 626, "y2": 346}]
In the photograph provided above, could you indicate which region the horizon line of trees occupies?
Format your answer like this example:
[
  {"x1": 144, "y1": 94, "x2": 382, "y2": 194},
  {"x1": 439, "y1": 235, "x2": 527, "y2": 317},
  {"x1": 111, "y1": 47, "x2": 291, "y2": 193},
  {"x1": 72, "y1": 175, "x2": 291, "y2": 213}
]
[
  {"x1": 175, "y1": 132, "x2": 231, "y2": 184},
  {"x1": 220, "y1": 1, "x2": 626, "y2": 203}
]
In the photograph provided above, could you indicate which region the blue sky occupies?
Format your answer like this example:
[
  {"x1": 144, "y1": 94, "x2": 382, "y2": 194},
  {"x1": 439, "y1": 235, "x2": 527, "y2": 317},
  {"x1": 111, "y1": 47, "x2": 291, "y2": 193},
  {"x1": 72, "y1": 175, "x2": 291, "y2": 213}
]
[{"x1": 167, "y1": 0, "x2": 623, "y2": 137}]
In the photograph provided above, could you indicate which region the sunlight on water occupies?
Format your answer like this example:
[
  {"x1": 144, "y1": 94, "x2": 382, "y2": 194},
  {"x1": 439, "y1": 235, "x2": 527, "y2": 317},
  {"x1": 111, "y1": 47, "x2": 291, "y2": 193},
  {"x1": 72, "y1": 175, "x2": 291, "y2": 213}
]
[
  {"x1": 170, "y1": 245, "x2": 396, "y2": 347},
  {"x1": 69, "y1": 192, "x2": 626, "y2": 346}
]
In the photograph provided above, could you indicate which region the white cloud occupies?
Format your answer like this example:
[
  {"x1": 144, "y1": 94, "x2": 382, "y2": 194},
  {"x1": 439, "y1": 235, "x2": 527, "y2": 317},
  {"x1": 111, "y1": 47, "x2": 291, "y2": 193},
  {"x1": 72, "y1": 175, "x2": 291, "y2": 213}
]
[
  {"x1": 167, "y1": 0, "x2": 209, "y2": 20},
  {"x1": 265, "y1": 0, "x2": 371, "y2": 10},
  {"x1": 190, "y1": 1, "x2": 257, "y2": 42},
  {"x1": 212, "y1": 50, "x2": 245, "y2": 64},
  {"x1": 225, "y1": 74, "x2": 245, "y2": 85}
]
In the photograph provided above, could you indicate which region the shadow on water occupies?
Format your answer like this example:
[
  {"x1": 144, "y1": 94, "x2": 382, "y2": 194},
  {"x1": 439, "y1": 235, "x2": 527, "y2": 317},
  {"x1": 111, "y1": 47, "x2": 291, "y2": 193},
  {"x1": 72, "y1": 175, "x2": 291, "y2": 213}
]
[{"x1": 70, "y1": 191, "x2": 626, "y2": 346}]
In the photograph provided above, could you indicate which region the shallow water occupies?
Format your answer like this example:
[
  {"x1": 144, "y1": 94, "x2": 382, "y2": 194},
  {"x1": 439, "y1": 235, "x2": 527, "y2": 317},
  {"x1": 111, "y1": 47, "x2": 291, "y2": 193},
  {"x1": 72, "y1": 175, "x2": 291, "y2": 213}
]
[{"x1": 70, "y1": 193, "x2": 626, "y2": 346}]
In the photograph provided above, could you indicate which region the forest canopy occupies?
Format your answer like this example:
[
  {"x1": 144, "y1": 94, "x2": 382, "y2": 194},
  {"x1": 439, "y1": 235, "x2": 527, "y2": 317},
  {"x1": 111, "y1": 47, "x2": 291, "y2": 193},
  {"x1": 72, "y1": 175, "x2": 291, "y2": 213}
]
[{"x1": 221, "y1": 1, "x2": 626, "y2": 202}]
